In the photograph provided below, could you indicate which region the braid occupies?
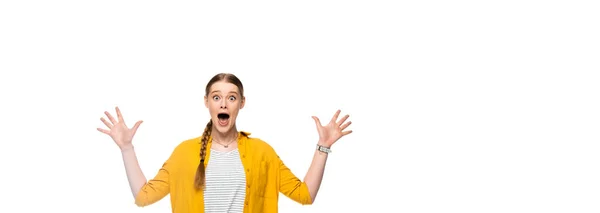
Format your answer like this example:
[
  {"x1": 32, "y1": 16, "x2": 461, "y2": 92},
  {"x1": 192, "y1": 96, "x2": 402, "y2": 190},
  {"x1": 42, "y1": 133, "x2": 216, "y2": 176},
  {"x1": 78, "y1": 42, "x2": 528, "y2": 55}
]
[{"x1": 194, "y1": 120, "x2": 212, "y2": 190}]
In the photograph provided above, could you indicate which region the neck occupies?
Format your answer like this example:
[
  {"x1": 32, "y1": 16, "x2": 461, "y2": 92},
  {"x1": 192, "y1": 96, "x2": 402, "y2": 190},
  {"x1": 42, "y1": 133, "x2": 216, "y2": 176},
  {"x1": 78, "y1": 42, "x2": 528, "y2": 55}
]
[{"x1": 211, "y1": 126, "x2": 239, "y2": 143}]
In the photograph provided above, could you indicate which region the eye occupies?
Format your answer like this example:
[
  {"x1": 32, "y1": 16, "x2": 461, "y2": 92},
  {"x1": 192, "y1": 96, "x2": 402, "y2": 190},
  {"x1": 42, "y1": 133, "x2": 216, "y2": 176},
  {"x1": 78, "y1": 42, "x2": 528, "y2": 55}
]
[
  {"x1": 212, "y1": 95, "x2": 220, "y2": 101},
  {"x1": 228, "y1": 96, "x2": 236, "y2": 101}
]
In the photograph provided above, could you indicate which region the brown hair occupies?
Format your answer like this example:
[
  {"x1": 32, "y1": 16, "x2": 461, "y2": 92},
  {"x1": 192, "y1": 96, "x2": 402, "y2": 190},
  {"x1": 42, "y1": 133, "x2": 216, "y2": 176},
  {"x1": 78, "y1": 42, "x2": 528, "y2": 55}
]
[{"x1": 194, "y1": 73, "x2": 244, "y2": 190}]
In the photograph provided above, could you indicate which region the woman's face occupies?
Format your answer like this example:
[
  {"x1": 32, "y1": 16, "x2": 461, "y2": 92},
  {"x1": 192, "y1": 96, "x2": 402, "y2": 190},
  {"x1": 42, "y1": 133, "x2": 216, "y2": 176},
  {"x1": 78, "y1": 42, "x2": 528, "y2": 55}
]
[{"x1": 205, "y1": 81, "x2": 245, "y2": 134}]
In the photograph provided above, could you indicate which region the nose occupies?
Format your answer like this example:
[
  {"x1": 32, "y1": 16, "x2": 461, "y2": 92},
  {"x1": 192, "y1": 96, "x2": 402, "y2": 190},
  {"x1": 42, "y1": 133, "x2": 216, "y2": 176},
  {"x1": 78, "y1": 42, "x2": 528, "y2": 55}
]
[{"x1": 219, "y1": 100, "x2": 227, "y2": 109}]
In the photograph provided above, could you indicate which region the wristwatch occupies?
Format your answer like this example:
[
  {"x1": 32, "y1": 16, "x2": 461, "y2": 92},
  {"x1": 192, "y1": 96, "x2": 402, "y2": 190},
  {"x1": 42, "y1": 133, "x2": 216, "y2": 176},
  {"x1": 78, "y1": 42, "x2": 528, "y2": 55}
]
[{"x1": 316, "y1": 144, "x2": 332, "y2": 153}]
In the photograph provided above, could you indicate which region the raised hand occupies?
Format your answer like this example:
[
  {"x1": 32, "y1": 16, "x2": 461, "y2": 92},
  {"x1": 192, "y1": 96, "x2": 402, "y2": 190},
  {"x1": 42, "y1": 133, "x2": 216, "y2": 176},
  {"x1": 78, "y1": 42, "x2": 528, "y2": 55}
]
[
  {"x1": 311, "y1": 109, "x2": 353, "y2": 147},
  {"x1": 97, "y1": 106, "x2": 143, "y2": 150}
]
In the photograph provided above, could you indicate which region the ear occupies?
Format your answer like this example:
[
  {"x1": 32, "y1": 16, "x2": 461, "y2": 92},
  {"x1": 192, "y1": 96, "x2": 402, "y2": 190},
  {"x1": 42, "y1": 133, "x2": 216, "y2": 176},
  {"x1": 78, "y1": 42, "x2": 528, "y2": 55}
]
[
  {"x1": 240, "y1": 96, "x2": 245, "y2": 109},
  {"x1": 204, "y1": 96, "x2": 208, "y2": 108}
]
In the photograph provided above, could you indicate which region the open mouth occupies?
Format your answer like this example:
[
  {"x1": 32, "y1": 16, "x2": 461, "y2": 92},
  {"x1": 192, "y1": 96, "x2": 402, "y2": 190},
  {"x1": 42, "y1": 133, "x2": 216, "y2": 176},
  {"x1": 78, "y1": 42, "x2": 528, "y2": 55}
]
[
  {"x1": 217, "y1": 113, "x2": 230, "y2": 126},
  {"x1": 217, "y1": 113, "x2": 230, "y2": 119}
]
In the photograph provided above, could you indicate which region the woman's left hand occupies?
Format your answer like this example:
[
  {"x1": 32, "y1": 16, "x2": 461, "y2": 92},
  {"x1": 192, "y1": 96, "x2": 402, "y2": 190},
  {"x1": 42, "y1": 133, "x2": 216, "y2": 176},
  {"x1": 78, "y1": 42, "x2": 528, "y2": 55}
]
[{"x1": 312, "y1": 109, "x2": 353, "y2": 147}]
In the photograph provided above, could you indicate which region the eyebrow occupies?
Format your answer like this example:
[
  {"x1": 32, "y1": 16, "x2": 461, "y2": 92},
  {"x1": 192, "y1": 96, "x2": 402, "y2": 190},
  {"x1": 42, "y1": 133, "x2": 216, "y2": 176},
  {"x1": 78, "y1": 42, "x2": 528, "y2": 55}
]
[{"x1": 210, "y1": 90, "x2": 239, "y2": 95}]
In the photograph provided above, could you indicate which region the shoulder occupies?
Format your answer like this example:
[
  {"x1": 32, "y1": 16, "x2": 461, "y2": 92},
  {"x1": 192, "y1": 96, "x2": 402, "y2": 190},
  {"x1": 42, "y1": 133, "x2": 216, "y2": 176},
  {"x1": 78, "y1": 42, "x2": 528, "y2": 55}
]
[
  {"x1": 242, "y1": 131, "x2": 278, "y2": 159},
  {"x1": 247, "y1": 137, "x2": 275, "y2": 152},
  {"x1": 169, "y1": 136, "x2": 202, "y2": 157}
]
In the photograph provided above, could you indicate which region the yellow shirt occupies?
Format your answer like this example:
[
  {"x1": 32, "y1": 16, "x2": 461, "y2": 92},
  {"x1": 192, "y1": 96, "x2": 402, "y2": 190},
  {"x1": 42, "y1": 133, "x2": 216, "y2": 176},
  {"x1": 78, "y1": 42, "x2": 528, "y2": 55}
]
[{"x1": 134, "y1": 131, "x2": 313, "y2": 213}]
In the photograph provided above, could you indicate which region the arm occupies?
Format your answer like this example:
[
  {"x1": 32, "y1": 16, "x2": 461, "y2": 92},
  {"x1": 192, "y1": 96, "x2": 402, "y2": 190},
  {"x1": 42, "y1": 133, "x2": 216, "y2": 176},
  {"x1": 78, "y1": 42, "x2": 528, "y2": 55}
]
[
  {"x1": 278, "y1": 156, "x2": 313, "y2": 205},
  {"x1": 121, "y1": 144, "x2": 171, "y2": 207},
  {"x1": 120, "y1": 145, "x2": 147, "y2": 199},
  {"x1": 302, "y1": 143, "x2": 329, "y2": 202},
  {"x1": 278, "y1": 143, "x2": 344, "y2": 205},
  {"x1": 303, "y1": 110, "x2": 352, "y2": 203},
  {"x1": 132, "y1": 145, "x2": 173, "y2": 207}
]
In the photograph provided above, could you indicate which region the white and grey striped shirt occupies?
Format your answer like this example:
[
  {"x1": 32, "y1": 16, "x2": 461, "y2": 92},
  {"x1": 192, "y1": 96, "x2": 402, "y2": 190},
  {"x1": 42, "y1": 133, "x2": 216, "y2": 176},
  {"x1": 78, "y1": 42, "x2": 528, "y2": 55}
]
[{"x1": 204, "y1": 148, "x2": 247, "y2": 213}]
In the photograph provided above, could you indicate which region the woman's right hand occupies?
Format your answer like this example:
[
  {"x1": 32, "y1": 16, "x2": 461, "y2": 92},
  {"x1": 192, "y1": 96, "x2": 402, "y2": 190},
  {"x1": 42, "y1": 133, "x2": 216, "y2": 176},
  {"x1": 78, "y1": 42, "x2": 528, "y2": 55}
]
[{"x1": 97, "y1": 106, "x2": 143, "y2": 151}]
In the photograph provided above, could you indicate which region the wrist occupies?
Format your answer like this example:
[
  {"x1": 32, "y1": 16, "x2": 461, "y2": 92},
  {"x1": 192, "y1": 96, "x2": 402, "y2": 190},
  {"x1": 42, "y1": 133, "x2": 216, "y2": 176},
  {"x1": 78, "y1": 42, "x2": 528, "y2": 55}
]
[
  {"x1": 120, "y1": 144, "x2": 134, "y2": 152},
  {"x1": 316, "y1": 144, "x2": 332, "y2": 154},
  {"x1": 317, "y1": 140, "x2": 331, "y2": 148}
]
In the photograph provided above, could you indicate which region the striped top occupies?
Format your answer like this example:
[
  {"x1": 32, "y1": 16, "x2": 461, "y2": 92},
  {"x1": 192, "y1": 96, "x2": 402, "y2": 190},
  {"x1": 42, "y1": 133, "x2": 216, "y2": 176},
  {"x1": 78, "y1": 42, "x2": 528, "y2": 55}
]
[{"x1": 203, "y1": 148, "x2": 247, "y2": 213}]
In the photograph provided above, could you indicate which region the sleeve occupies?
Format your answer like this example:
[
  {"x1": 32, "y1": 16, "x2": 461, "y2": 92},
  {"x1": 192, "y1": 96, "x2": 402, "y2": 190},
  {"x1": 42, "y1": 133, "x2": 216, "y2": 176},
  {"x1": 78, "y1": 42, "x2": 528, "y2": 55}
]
[
  {"x1": 277, "y1": 155, "x2": 313, "y2": 205},
  {"x1": 134, "y1": 152, "x2": 175, "y2": 207}
]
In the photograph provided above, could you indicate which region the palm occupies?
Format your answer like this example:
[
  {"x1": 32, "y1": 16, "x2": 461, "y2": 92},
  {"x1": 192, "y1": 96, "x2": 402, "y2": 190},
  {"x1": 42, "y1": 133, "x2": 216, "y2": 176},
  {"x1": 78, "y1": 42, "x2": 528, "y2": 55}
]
[
  {"x1": 97, "y1": 107, "x2": 143, "y2": 150},
  {"x1": 312, "y1": 110, "x2": 353, "y2": 147}
]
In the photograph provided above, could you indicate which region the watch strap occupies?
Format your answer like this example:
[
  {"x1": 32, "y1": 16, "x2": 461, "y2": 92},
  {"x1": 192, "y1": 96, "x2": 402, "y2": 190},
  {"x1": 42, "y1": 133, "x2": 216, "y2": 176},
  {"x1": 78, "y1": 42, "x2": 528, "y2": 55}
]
[{"x1": 316, "y1": 144, "x2": 332, "y2": 153}]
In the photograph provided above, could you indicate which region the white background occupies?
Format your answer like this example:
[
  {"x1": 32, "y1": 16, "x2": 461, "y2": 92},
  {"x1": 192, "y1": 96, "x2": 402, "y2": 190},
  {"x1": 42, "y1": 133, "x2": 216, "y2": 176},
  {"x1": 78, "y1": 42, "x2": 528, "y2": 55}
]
[{"x1": 1, "y1": 0, "x2": 599, "y2": 212}]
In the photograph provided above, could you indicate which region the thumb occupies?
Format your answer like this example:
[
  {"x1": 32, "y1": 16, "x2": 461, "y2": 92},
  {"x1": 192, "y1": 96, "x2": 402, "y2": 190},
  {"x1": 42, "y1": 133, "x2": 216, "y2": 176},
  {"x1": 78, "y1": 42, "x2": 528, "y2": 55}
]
[
  {"x1": 131, "y1": 120, "x2": 143, "y2": 134},
  {"x1": 312, "y1": 116, "x2": 322, "y2": 128}
]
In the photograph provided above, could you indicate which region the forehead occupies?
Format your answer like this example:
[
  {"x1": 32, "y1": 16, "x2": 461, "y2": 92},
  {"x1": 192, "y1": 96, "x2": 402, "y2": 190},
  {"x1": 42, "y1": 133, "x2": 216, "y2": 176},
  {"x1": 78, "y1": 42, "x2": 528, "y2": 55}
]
[{"x1": 209, "y1": 81, "x2": 240, "y2": 94}]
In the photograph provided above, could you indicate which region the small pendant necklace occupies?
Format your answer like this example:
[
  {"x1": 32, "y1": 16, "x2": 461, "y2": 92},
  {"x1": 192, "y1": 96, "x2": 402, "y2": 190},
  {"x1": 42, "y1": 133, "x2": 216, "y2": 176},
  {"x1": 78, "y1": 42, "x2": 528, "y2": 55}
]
[{"x1": 213, "y1": 136, "x2": 237, "y2": 148}]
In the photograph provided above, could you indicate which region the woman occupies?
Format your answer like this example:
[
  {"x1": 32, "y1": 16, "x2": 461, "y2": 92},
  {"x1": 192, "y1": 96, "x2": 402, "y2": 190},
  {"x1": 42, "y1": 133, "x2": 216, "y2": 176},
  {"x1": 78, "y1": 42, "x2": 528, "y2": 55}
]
[{"x1": 97, "y1": 73, "x2": 353, "y2": 213}]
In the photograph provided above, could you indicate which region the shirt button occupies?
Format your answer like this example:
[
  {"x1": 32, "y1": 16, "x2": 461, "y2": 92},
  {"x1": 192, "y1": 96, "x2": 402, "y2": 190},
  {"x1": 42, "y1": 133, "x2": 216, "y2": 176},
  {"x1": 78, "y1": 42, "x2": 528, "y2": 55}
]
[
  {"x1": 246, "y1": 168, "x2": 250, "y2": 172},
  {"x1": 242, "y1": 155, "x2": 246, "y2": 158}
]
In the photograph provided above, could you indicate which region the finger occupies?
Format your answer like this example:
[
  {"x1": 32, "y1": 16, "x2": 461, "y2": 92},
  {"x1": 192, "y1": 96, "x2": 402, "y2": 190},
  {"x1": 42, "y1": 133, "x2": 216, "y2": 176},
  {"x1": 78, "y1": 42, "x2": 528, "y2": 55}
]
[
  {"x1": 100, "y1": 117, "x2": 113, "y2": 129},
  {"x1": 105, "y1": 111, "x2": 117, "y2": 124},
  {"x1": 342, "y1": 130, "x2": 353, "y2": 136},
  {"x1": 337, "y1": 114, "x2": 349, "y2": 126},
  {"x1": 97, "y1": 128, "x2": 110, "y2": 135},
  {"x1": 116, "y1": 106, "x2": 124, "y2": 123},
  {"x1": 330, "y1": 109, "x2": 341, "y2": 124},
  {"x1": 312, "y1": 116, "x2": 322, "y2": 127},
  {"x1": 340, "y1": 121, "x2": 352, "y2": 130},
  {"x1": 131, "y1": 120, "x2": 143, "y2": 134}
]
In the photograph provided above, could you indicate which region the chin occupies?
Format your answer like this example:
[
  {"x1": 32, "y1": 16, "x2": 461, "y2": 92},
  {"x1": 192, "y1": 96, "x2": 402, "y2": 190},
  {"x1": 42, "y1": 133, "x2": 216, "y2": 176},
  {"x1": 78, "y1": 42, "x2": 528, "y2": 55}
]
[
  {"x1": 212, "y1": 119, "x2": 234, "y2": 133},
  {"x1": 214, "y1": 125, "x2": 232, "y2": 134}
]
